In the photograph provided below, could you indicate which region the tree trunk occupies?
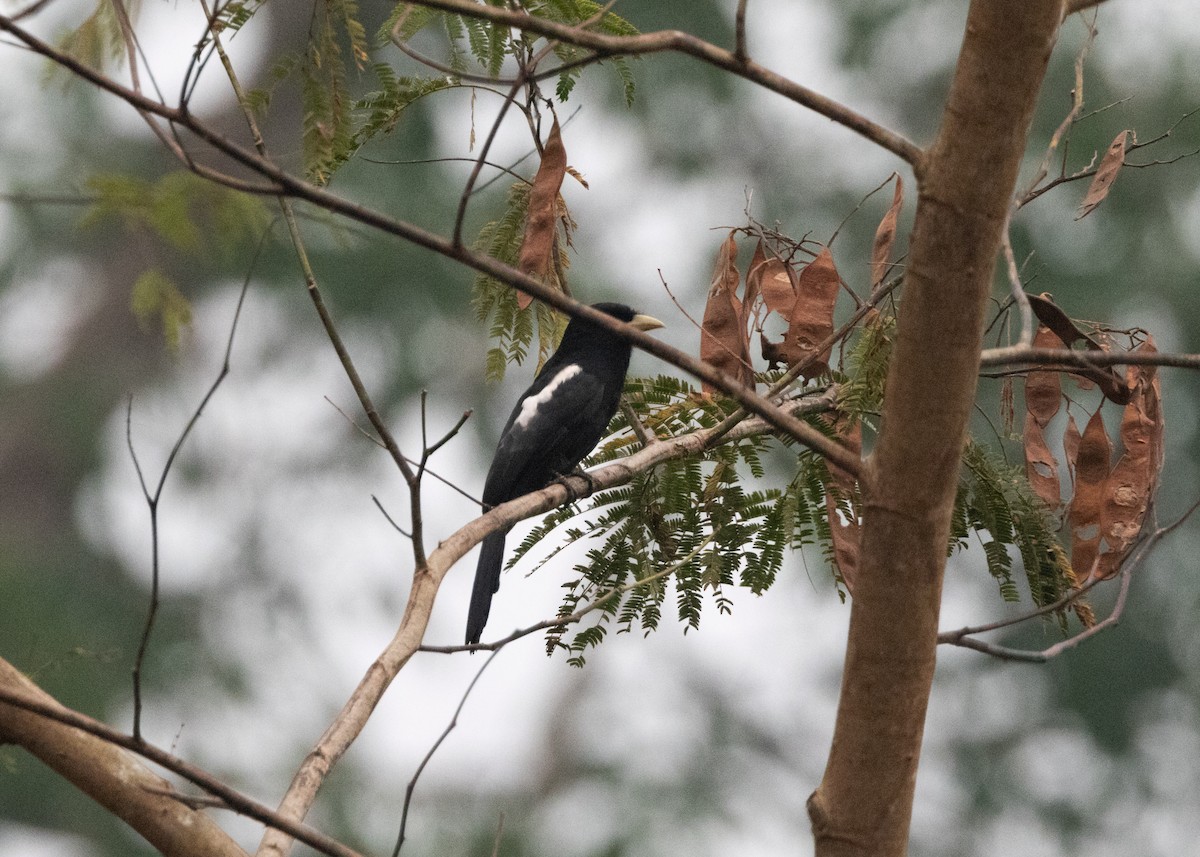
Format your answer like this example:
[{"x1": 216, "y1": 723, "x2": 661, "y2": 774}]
[
  {"x1": 808, "y1": 2, "x2": 1065, "y2": 854},
  {"x1": 0, "y1": 659, "x2": 247, "y2": 857}
]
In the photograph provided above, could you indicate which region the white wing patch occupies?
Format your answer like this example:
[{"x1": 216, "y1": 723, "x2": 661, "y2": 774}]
[{"x1": 516, "y1": 364, "x2": 583, "y2": 429}]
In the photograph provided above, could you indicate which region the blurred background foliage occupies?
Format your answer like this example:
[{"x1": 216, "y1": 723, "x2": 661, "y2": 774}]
[{"x1": 1, "y1": 1, "x2": 1199, "y2": 856}]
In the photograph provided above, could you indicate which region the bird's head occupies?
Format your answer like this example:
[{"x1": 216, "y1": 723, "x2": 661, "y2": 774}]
[{"x1": 588, "y1": 302, "x2": 665, "y2": 333}]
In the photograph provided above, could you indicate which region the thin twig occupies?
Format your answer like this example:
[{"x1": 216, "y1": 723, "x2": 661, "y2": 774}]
[
  {"x1": 1000, "y1": 223, "x2": 1033, "y2": 346},
  {"x1": 657, "y1": 268, "x2": 757, "y2": 378},
  {"x1": 326, "y1": 396, "x2": 481, "y2": 505},
  {"x1": 939, "y1": 497, "x2": 1200, "y2": 661},
  {"x1": 373, "y1": 495, "x2": 413, "y2": 538},
  {"x1": 734, "y1": 0, "x2": 749, "y2": 64},
  {"x1": 448, "y1": 34, "x2": 561, "y2": 248},
  {"x1": 620, "y1": 398, "x2": 656, "y2": 448},
  {"x1": 489, "y1": 813, "x2": 506, "y2": 857},
  {"x1": 828, "y1": 172, "x2": 895, "y2": 246},
  {"x1": 425, "y1": 409, "x2": 474, "y2": 460},
  {"x1": 11, "y1": 0, "x2": 56, "y2": 21},
  {"x1": 398, "y1": 0, "x2": 923, "y2": 165},
  {"x1": 392, "y1": 650, "x2": 502, "y2": 856},
  {"x1": 1018, "y1": 14, "x2": 1094, "y2": 205},
  {"x1": 361, "y1": 154, "x2": 532, "y2": 186},
  {"x1": 0, "y1": 14, "x2": 869, "y2": 477},
  {"x1": 0, "y1": 684, "x2": 366, "y2": 857},
  {"x1": 126, "y1": 224, "x2": 263, "y2": 741}
]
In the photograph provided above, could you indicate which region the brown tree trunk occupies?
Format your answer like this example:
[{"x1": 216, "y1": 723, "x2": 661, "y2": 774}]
[
  {"x1": 808, "y1": 2, "x2": 1065, "y2": 854},
  {"x1": 0, "y1": 659, "x2": 248, "y2": 857}
]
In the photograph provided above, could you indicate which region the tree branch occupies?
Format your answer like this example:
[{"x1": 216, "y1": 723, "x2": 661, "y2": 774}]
[
  {"x1": 263, "y1": 388, "x2": 838, "y2": 848},
  {"x1": 979, "y1": 345, "x2": 1200, "y2": 371},
  {"x1": 939, "y1": 497, "x2": 1200, "y2": 661},
  {"x1": 0, "y1": 659, "x2": 363, "y2": 857},
  {"x1": 0, "y1": 13, "x2": 861, "y2": 481},
  {"x1": 399, "y1": 0, "x2": 923, "y2": 165}
]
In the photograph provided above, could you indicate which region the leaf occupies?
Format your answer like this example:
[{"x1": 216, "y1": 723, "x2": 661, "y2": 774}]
[
  {"x1": 699, "y1": 231, "x2": 752, "y2": 391},
  {"x1": 1067, "y1": 408, "x2": 1111, "y2": 581},
  {"x1": 1076, "y1": 130, "x2": 1131, "y2": 220},
  {"x1": 871, "y1": 173, "x2": 904, "y2": 288},
  {"x1": 131, "y1": 270, "x2": 192, "y2": 354},
  {"x1": 1023, "y1": 413, "x2": 1061, "y2": 509},
  {"x1": 52, "y1": 0, "x2": 125, "y2": 78},
  {"x1": 516, "y1": 118, "x2": 569, "y2": 310},
  {"x1": 779, "y1": 247, "x2": 839, "y2": 376},
  {"x1": 1096, "y1": 338, "x2": 1164, "y2": 579},
  {"x1": 1001, "y1": 377, "x2": 1015, "y2": 436}
]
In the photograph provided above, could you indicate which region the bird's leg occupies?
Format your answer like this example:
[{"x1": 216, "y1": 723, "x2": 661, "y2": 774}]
[{"x1": 550, "y1": 466, "x2": 598, "y2": 502}]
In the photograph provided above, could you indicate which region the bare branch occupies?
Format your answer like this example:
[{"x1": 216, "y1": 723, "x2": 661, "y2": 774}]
[
  {"x1": 373, "y1": 494, "x2": 413, "y2": 538},
  {"x1": 399, "y1": 0, "x2": 923, "y2": 165},
  {"x1": 1000, "y1": 224, "x2": 1033, "y2": 347},
  {"x1": 0, "y1": 14, "x2": 866, "y2": 477},
  {"x1": 10, "y1": 0, "x2": 56, "y2": 21},
  {"x1": 125, "y1": 231, "x2": 262, "y2": 740},
  {"x1": 392, "y1": 650, "x2": 501, "y2": 856},
  {"x1": 938, "y1": 498, "x2": 1200, "y2": 661},
  {"x1": 980, "y1": 345, "x2": 1200, "y2": 371},
  {"x1": 0, "y1": 659, "x2": 362, "y2": 857},
  {"x1": 620, "y1": 398, "x2": 657, "y2": 448},
  {"x1": 734, "y1": 0, "x2": 750, "y2": 64}
]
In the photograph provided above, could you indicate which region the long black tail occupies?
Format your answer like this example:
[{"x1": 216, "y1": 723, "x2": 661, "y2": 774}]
[{"x1": 466, "y1": 531, "x2": 507, "y2": 645}]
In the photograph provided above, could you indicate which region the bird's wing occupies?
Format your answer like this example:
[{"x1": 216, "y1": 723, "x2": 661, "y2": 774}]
[{"x1": 482, "y1": 362, "x2": 608, "y2": 505}]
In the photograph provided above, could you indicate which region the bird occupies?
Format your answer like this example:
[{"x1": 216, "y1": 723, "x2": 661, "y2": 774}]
[{"x1": 465, "y1": 302, "x2": 665, "y2": 645}]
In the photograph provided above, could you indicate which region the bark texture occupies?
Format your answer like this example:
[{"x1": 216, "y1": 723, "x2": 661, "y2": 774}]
[
  {"x1": 808, "y1": 2, "x2": 1065, "y2": 855},
  {"x1": 0, "y1": 659, "x2": 248, "y2": 857}
]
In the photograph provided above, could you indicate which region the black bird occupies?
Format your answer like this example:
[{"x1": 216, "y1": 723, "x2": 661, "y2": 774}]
[{"x1": 466, "y1": 302, "x2": 665, "y2": 645}]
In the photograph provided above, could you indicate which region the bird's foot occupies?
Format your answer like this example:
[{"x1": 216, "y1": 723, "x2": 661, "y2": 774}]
[{"x1": 552, "y1": 467, "x2": 597, "y2": 501}]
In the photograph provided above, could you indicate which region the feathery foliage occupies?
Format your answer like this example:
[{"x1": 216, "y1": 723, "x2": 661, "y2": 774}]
[
  {"x1": 302, "y1": 0, "x2": 366, "y2": 184},
  {"x1": 956, "y1": 441, "x2": 1076, "y2": 618},
  {"x1": 353, "y1": 65, "x2": 455, "y2": 148},
  {"x1": 471, "y1": 182, "x2": 570, "y2": 379},
  {"x1": 130, "y1": 269, "x2": 192, "y2": 354},
  {"x1": 836, "y1": 309, "x2": 894, "y2": 423},
  {"x1": 383, "y1": 0, "x2": 640, "y2": 104},
  {"x1": 83, "y1": 171, "x2": 270, "y2": 260},
  {"x1": 499, "y1": 304, "x2": 1080, "y2": 663},
  {"x1": 82, "y1": 171, "x2": 269, "y2": 353}
]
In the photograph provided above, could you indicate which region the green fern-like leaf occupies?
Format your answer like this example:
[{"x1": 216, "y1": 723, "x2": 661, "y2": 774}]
[
  {"x1": 957, "y1": 441, "x2": 1074, "y2": 616},
  {"x1": 52, "y1": 0, "x2": 127, "y2": 78},
  {"x1": 213, "y1": 0, "x2": 266, "y2": 34},
  {"x1": 243, "y1": 52, "x2": 300, "y2": 117},
  {"x1": 472, "y1": 182, "x2": 572, "y2": 381},
  {"x1": 353, "y1": 70, "x2": 454, "y2": 149},
  {"x1": 131, "y1": 269, "x2": 192, "y2": 353},
  {"x1": 83, "y1": 171, "x2": 270, "y2": 261},
  {"x1": 837, "y1": 311, "x2": 895, "y2": 421},
  {"x1": 301, "y1": 0, "x2": 369, "y2": 184}
]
